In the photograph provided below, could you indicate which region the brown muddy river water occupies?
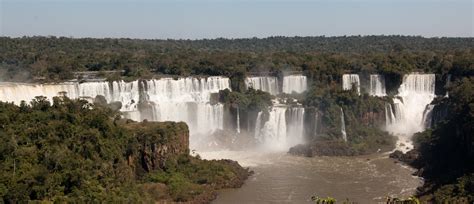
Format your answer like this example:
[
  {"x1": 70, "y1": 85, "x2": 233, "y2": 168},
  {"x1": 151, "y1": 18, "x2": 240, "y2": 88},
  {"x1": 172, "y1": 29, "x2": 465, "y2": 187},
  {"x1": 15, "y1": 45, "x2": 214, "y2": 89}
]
[{"x1": 199, "y1": 151, "x2": 422, "y2": 204}]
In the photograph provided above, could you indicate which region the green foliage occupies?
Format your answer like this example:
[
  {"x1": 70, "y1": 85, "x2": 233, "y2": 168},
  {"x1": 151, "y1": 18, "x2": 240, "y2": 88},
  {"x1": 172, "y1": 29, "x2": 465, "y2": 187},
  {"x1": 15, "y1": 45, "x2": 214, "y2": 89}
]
[
  {"x1": 303, "y1": 83, "x2": 395, "y2": 154},
  {"x1": 0, "y1": 97, "x2": 248, "y2": 203},
  {"x1": 218, "y1": 87, "x2": 274, "y2": 112},
  {"x1": 413, "y1": 77, "x2": 474, "y2": 202},
  {"x1": 311, "y1": 196, "x2": 336, "y2": 204},
  {"x1": 0, "y1": 36, "x2": 472, "y2": 83}
]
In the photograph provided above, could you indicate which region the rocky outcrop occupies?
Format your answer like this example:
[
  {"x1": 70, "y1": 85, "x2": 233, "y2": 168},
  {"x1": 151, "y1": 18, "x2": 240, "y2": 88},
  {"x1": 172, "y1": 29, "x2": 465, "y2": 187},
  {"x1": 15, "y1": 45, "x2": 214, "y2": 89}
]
[
  {"x1": 389, "y1": 149, "x2": 421, "y2": 167},
  {"x1": 124, "y1": 121, "x2": 189, "y2": 173}
]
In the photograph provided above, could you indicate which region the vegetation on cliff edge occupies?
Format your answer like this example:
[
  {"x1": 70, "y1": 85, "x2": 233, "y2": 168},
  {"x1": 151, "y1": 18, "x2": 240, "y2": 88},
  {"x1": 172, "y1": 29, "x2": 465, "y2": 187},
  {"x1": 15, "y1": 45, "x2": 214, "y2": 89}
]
[{"x1": 0, "y1": 97, "x2": 249, "y2": 203}]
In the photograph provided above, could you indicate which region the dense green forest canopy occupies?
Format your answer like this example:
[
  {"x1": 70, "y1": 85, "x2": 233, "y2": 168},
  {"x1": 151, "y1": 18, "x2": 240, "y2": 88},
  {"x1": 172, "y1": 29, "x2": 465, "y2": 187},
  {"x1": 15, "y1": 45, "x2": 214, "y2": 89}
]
[
  {"x1": 1, "y1": 36, "x2": 473, "y2": 82},
  {"x1": 0, "y1": 97, "x2": 249, "y2": 202}
]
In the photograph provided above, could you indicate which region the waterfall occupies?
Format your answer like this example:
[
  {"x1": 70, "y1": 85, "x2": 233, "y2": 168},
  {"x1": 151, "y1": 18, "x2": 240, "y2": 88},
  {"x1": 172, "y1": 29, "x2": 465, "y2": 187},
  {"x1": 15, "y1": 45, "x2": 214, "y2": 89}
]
[
  {"x1": 0, "y1": 76, "x2": 231, "y2": 149},
  {"x1": 342, "y1": 74, "x2": 360, "y2": 95},
  {"x1": 236, "y1": 106, "x2": 241, "y2": 134},
  {"x1": 0, "y1": 81, "x2": 140, "y2": 112},
  {"x1": 282, "y1": 75, "x2": 308, "y2": 94},
  {"x1": 286, "y1": 107, "x2": 305, "y2": 145},
  {"x1": 141, "y1": 77, "x2": 229, "y2": 144},
  {"x1": 340, "y1": 108, "x2": 347, "y2": 142},
  {"x1": 254, "y1": 106, "x2": 288, "y2": 150},
  {"x1": 421, "y1": 104, "x2": 435, "y2": 128},
  {"x1": 369, "y1": 74, "x2": 387, "y2": 96},
  {"x1": 314, "y1": 112, "x2": 319, "y2": 137},
  {"x1": 254, "y1": 112, "x2": 263, "y2": 139},
  {"x1": 385, "y1": 103, "x2": 396, "y2": 127},
  {"x1": 244, "y1": 76, "x2": 279, "y2": 95},
  {"x1": 0, "y1": 82, "x2": 78, "y2": 105},
  {"x1": 445, "y1": 74, "x2": 452, "y2": 97},
  {"x1": 386, "y1": 73, "x2": 436, "y2": 152}
]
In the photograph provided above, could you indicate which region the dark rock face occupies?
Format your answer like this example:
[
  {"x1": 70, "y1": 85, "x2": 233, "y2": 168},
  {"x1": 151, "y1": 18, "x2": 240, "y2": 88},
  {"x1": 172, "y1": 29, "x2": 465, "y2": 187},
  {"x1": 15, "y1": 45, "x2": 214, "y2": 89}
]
[
  {"x1": 124, "y1": 121, "x2": 189, "y2": 173},
  {"x1": 389, "y1": 149, "x2": 420, "y2": 167},
  {"x1": 94, "y1": 95, "x2": 107, "y2": 105}
]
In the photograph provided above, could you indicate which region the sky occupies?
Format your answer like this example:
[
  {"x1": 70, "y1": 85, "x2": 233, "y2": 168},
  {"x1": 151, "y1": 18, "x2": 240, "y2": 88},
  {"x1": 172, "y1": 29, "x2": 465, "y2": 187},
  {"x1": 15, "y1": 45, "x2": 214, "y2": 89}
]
[{"x1": 1, "y1": 0, "x2": 473, "y2": 39}]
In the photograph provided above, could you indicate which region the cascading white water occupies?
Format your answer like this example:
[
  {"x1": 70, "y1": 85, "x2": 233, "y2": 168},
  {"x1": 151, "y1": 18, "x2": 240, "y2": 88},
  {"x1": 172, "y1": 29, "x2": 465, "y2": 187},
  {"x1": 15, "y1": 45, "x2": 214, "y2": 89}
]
[
  {"x1": 386, "y1": 73, "x2": 436, "y2": 152},
  {"x1": 140, "y1": 77, "x2": 229, "y2": 145},
  {"x1": 236, "y1": 106, "x2": 241, "y2": 134},
  {"x1": 369, "y1": 74, "x2": 387, "y2": 96},
  {"x1": 254, "y1": 112, "x2": 263, "y2": 139},
  {"x1": 286, "y1": 107, "x2": 305, "y2": 146},
  {"x1": 254, "y1": 106, "x2": 288, "y2": 150},
  {"x1": 421, "y1": 104, "x2": 435, "y2": 128},
  {"x1": 0, "y1": 82, "x2": 77, "y2": 104},
  {"x1": 254, "y1": 103, "x2": 306, "y2": 150},
  {"x1": 0, "y1": 81, "x2": 140, "y2": 112},
  {"x1": 244, "y1": 76, "x2": 279, "y2": 95},
  {"x1": 342, "y1": 74, "x2": 360, "y2": 95},
  {"x1": 340, "y1": 108, "x2": 347, "y2": 142},
  {"x1": 282, "y1": 75, "x2": 308, "y2": 94},
  {"x1": 0, "y1": 77, "x2": 230, "y2": 149},
  {"x1": 385, "y1": 103, "x2": 396, "y2": 127}
]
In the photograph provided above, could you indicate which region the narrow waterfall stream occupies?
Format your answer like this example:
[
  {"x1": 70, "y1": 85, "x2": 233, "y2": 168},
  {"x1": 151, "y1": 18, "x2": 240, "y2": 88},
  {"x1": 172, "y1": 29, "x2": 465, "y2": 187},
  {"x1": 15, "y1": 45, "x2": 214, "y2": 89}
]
[
  {"x1": 236, "y1": 106, "x2": 241, "y2": 134},
  {"x1": 369, "y1": 74, "x2": 387, "y2": 96},
  {"x1": 340, "y1": 108, "x2": 347, "y2": 142}
]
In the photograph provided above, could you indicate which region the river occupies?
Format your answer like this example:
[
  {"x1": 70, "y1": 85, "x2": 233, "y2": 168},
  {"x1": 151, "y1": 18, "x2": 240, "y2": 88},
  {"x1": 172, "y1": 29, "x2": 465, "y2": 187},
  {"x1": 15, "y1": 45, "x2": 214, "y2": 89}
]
[{"x1": 199, "y1": 151, "x2": 422, "y2": 204}]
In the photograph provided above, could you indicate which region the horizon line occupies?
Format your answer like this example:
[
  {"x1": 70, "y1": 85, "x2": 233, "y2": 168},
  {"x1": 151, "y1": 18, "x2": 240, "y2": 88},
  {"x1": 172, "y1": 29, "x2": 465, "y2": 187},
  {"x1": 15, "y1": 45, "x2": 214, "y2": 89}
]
[{"x1": 1, "y1": 34, "x2": 473, "y2": 41}]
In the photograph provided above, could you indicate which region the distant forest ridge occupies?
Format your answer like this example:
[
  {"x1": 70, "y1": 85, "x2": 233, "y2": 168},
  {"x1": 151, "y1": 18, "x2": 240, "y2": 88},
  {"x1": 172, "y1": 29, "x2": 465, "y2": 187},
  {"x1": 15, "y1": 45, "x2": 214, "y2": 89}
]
[
  {"x1": 2, "y1": 35, "x2": 473, "y2": 53},
  {"x1": 0, "y1": 35, "x2": 473, "y2": 83}
]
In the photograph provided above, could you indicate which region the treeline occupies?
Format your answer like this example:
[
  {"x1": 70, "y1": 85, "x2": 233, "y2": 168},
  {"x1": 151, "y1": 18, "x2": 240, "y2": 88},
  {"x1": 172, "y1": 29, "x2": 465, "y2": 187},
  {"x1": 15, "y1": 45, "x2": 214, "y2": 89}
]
[
  {"x1": 0, "y1": 97, "x2": 249, "y2": 202},
  {"x1": 0, "y1": 36, "x2": 473, "y2": 86},
  {"x1": 410, "y1": 76, "x2": 474, "y2": 202}
]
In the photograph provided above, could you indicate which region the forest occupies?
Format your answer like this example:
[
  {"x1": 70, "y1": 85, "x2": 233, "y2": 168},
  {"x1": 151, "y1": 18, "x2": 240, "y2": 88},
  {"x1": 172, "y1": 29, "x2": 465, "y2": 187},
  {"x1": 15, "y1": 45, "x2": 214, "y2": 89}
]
[
  {"x1": 0, "y1": 36, "x2": 473, "y2": 202},
  {"x1": 401, "y1": 77, "x2": 474, "y2": 202},
  {"x1": 0, "y1": 36, "x2": 473, "y2": 90},
  {"x1": 0, "y1": 96, "x2": 249, "y2": 203}
]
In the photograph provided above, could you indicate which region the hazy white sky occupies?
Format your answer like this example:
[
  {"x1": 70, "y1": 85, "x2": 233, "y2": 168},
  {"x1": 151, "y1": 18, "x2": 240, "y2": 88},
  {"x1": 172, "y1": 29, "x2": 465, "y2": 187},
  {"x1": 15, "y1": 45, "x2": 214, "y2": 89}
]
[{"x1": 1, "y1": 0, "x2": 473, "y2": 39}]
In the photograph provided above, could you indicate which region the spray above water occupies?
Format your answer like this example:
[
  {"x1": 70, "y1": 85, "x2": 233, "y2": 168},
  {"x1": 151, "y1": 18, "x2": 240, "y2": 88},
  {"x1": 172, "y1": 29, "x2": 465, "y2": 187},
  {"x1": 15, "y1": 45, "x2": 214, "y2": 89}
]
[
  {"x1": 254, "y1": 104, "x2": 305, "y2": 151},
  {"x1": 386, "y1": 73, "x2": 436, "y2": 152}
]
